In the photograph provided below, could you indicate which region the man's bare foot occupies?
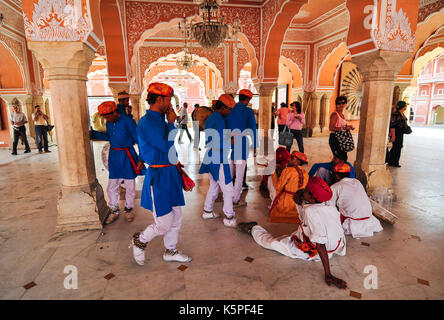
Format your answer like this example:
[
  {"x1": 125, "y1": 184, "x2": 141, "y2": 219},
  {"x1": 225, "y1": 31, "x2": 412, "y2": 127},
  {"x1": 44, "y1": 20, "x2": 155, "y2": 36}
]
[{"x1": 325, "y1": 274, "x2": 347, "y2": 289}]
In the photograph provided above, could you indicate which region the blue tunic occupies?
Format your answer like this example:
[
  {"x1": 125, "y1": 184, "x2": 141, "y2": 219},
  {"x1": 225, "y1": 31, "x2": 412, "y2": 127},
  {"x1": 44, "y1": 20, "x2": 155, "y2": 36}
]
[
  {"x1": 91, "y1": 114, "x2": 143, "y2": 179},
  {"x1": 308, "y1": 161, "x2": 356, "y2": 178},
  {"x1": 138, "y1": 110, "x2": 185, "y2": 217},
  {"x1": 226, "y1": 102, "x2": 257, "y2": 160},
  {"x1": 199, "y1": 112, "x2": 232, "y2": 184}
]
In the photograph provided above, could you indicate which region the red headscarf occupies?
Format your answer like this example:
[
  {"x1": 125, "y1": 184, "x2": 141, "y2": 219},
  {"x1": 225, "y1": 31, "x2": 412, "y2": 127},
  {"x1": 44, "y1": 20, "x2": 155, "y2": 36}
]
[
  {"x1": 276, "y1": 147, "x2": 290, "y2": 168},
  {"x1": 307, "y1": 176, "x2": 332, "y2": 202}
]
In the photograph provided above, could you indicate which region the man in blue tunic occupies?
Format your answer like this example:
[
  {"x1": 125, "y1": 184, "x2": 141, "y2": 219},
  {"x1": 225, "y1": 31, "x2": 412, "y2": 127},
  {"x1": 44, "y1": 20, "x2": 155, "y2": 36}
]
[
  {"x1": 117, "y1": 91, "x2": 133, "y2": 118},
  {"x1": 131, "y1": 82, "x2": 192, "y2": 266},
  {"x1": 226, "y1": 89, "x2": 257, "y2": 207},
  {"x1": 308, "y1": 150, "x2": 355, "y2": 185},
  {"x1": 90, "y1": 101, "x2": 144, "y2": 224},
  {"x1": 199, "y1": 94, "x2": 238, "y2": 228}
]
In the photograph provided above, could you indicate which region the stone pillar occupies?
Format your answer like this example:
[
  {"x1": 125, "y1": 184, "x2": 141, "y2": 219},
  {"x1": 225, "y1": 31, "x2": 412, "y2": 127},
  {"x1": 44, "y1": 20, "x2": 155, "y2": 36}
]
[
  {"x1": 28, "y1": 41, "x2": 108, "y2": 233},
  {"x1": 256, "y1": 83, "x2": 277, "y2": 157},
  {"x1": 310, "y1": 92, "x2": 322, "y2": 136},
  {"x1": 320, "y1": 92, "x2": 333, "y2": 134},
  {"x1": 129, "y1": 93, "x2": 141, "y2": 122},
  {"x1": 352, "y1": 50, "x2": 412, "y2": 192}
]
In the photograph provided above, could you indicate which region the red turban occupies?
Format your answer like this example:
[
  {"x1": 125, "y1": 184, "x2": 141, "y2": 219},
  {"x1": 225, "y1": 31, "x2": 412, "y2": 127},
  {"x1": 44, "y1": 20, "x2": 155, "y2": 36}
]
[
  {"x1": 276, "y1": 147, "x2": 290, "y2": 168},
  {"x1": 148, "y1": 82, "x2": 174, "y2": 97},
  {"x1": 238, "y1": 89, "x2": 253, "y2": 99},
  {"x1": 218, "y1": 94, "x2": 236, "y2": 109},
  {"x1": 291, "y1": 151, "x2": 307, "y2": 164},
  {"x1": 98, "y1": 101, "x2": 117, "y2": 115},
  {"x1": 307, "y1": 176, "x2": 332, "y2": 203},
  {"x1": 334, "y1": 163, "x2": 351, "y2": 173}
]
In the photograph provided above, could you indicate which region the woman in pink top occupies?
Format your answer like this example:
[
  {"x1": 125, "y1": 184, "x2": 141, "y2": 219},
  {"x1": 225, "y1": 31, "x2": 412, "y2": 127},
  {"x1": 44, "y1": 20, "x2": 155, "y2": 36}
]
[
  {"x1": 286, "y1": 101, "x2": 305, "y2": 152},
  {"x1": 275, "y1": 102, "x2": 290, "y2": 134},
  {"x1": 329, "y1": 96, "x2": 355, "y2": 161}
]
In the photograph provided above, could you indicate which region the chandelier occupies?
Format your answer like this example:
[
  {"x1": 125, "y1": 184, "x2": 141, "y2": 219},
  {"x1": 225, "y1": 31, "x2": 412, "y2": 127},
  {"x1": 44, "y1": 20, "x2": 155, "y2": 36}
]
[
  {"x1": 179, "y1": 0, "x2": 242, "y2": 50},
  {"x1": 177, "y1": 15, "x2": 196, "y2": 71},
  {"x1": 176, "y1": 48, "x2": 195, "y2": 71}
]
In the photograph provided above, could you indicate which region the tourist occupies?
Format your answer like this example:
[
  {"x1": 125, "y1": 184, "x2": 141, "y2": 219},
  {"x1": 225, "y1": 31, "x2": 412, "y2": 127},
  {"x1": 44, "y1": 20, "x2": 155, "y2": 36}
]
[
  {"x1": 90, "y1": 101, "x2": 144, "y2": 224},
  {"x1": 276, "y1": 102, "x2": 290, "y2": 134},
  {"x1": 191, "y1": 103, "x2": 201, "y2": 150},
  {"x1": 10, "y1": 104, "x2": 31, "y2": 155},
  {"x1": 178, "y1": 102, "x2": 192, "y2": 144},
  {"x1": 117, "y1": 91, "x2": 133, "y2": 118},
  {"x1": 387, "y1": 101, "x2": 410, "y2": 167},
  {"x1": 285, "y1": 101, "x2": 305, "y2": 152},
  {"x1": 227, "y1": 89, "x2": 257, "y2": 207},
  {"x1": 268, "y1": 151, "x2": 309, "y2": 224},
  {"x1": 270, "y1": 102, "x2": 276, "y2": 130},
  {"x1": 328, "y1": 163, "x2": 383, "y2": 238},
  {"x1": 329, "y1": 96, "x2": 355, "y2": 160},
  {"x1": 32, "y1": 105, "x2": 51, "y2": 154},
  {"x1": 308, "y1": 150, "x2": 355, "y2": 185},
  {"x1": 199, "y1": 94, "x2": 237, "y2": 228},
  {"x1": 238, "y1": 177, "x2": 347, "y2": 289},
  {"x1": 131, "y1": 82, "x2": 192, "y2": 265}
]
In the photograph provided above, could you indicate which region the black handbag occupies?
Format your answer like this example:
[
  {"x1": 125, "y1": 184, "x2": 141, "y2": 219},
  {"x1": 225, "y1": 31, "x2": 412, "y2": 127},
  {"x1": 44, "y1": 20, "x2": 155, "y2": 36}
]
[
  {"x1": 279, "y1": 126, "x2": 293, "y2": 148},
  {"x1": 45, "y1": 120, "x2": 54, "y2": 132},
  {"x1": 334, "y1": 129, "x2": 355, "y2": 152},
  {"x1": 401, "y1": 122, "x2": 412, "y2": 135}
]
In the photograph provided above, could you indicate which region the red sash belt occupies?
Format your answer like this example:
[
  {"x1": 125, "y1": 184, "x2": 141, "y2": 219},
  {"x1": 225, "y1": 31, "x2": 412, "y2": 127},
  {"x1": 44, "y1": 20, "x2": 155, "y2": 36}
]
[
  {"x1": 112, "y1": 147, "x2": 140, "y2": 175},
  {"x1": 291, "y1": 224, "x2": 342, "y2": 258},
  {"x1": 340, "y1": 214, "x2": 370, "y2": 224}
]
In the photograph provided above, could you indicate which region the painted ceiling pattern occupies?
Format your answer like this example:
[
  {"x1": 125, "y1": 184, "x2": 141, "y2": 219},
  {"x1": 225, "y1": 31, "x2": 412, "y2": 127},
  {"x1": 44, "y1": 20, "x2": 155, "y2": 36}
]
[
  {"x1": 126, "y1": 2, "x2": 260, "y2": 64},
  {"x1": 23, "y1": 0, "x2": 91, "y2": 42},
  {"x1": 418, "y1": 0, "x2": 444, "y2": 22},
  {"x1": 261, "y1": 0, "x2": 286, "y2": 57},
  {"x1": 317, "y1": 38, "x2": 346, "y2": 75},
  {"x1": 281, "y1": 48, "x2": 306, "y2": 75}
]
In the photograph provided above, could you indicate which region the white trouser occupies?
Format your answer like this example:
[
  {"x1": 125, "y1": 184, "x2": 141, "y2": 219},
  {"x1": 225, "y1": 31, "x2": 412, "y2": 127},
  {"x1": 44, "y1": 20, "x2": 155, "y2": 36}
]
[
  {"x1": 229, "y1": 159, "x2": 247, "y2": 203},
  {"x1": 140, "y1": 206, "x2": 183, "y2": 250},
  {"x1": 192, "y1": 121, "x2": 200, "y2": 148},
  {"x1": 267, "y1": 175, "x2": 276, "y2": 202},
  {"x1": 107, "y1": 178, "x2": 136, "y2": 211},
  {"x1": 204, "y1": 165, "x2": 235, "y2": 218},
  {"x1": 251, "y1": 225, "x2": 309, "y2": 260}
]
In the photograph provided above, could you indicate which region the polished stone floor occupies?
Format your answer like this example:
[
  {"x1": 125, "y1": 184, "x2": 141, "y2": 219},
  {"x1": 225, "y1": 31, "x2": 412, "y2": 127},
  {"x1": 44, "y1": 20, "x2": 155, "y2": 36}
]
[{"x1": 0, "y1": 126, "x2": 443, "y2": 300}]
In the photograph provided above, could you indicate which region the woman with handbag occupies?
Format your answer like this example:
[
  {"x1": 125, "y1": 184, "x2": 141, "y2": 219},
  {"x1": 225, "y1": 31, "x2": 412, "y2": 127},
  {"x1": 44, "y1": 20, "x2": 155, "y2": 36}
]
[
  {"x1": 387, "y1": 101, "x2": 410, "y2": 168},
  {"x1": 329, "y1": 96, "x2": 354, "y2": 161},
  {"x1": 286, "y1": 101, "x2": 305, "y2": 152},
  {"x1": 275, "y1": 102, "x2": 290, "y2": 134}
]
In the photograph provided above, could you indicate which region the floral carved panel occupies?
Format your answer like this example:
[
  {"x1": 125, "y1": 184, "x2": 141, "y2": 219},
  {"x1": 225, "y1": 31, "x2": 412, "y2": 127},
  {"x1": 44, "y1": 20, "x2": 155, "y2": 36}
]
[
  {"x1": 0, "y1": 33, "x2": 25, "y2": 72},
  {"x1": 23, "y1": 0, "x2": 92, "y2": 42},
  {"x1": 237, "y1": 47, "x2": 249, "y2": 79},
  {"x1": 317, "y1": 38, "x2": 346, "y2": 75},
  {"x1": 418, "y1": 0, "x2": 444, "y2": 23},
  {"x1": 281, "y1": 48, "x2": 306, "y2": 75}
]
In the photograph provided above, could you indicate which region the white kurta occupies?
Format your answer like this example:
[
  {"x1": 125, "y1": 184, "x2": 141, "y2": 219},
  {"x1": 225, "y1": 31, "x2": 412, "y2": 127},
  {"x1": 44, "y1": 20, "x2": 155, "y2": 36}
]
[
  {"x1": 251, "y1": 202, "x2": 346, "y2": 261},
  {"x1": 328, "y1": 178, "x2": 383, "y2": 238}
]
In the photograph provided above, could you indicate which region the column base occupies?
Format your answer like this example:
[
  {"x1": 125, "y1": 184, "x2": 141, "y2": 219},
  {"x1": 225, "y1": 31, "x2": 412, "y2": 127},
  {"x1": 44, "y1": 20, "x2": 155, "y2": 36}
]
[
  {"x1": 354, "y1": 162, "x2": 393, "y2": 193},
  {"x1": 310, "y1": 126, "x2": 322, "y2": 137},
  {"x1": 55, "y1": 180, "x2": 109, "y2": 233}
]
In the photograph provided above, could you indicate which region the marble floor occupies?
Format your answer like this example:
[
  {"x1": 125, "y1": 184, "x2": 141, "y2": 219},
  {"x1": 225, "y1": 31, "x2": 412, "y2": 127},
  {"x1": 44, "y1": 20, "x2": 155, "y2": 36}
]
[{"x1": 0, "y1": 126, "x2": 443, "y2": 300}]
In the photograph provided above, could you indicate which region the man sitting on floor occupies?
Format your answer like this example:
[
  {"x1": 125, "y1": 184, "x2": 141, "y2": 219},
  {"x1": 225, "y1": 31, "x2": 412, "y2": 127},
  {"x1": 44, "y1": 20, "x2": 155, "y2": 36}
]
[
  {"x1": 238, "y1": 177, "x2": 347, "y2": 289},
  {"x1": 308, "y1": 150, "x2": 355, "y2": 185},
  {"x1": 268, "y1": 151, "x2": 309, "y2": 224},
  {"x1": 328, "y1": 163, "x2": 383, "y2": 238},
  {"x1": 260, "y1": 147, "x2": 291, "y2": 201}
]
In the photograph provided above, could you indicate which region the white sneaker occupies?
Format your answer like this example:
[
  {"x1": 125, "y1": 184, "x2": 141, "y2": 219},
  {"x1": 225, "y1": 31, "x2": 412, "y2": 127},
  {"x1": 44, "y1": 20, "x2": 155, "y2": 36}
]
[
  {"x1": 163, "y1": 249, "x2": 192, "y2": 262},
  {"x1": 223, "y1": 217, "x2": 237, "y2": 228},
  {"x1": 132, "y1": 244, "x2": 145, "y2": 266},
  {"x1": 202, "y1": 210, "x2": 220, "y2": 219},
  {"x1": 131, "y1": 232, "x2": 147, "y2": 266}
]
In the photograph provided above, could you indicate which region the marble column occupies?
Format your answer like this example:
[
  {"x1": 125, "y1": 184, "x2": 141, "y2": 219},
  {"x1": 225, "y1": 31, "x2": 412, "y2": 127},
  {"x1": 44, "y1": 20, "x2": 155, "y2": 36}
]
[
  {"x1": 28, "y1": 41, "x2": 108, "y2": 233},
  {"x1": 129, "y1": 93, "x2": 141, "y2": 122},
  {"x1": 256, "y1": 83, "x2": 277, "y2": 157},
  {"x1": 319, "y1": 92, "x2": 333, "y2": 135},
  {"x1": 310, "y1": 92, "x2": 322, "y2": 137},
  {"x1": 352, "y1": 50, "x2": 412, "y2": 192}
]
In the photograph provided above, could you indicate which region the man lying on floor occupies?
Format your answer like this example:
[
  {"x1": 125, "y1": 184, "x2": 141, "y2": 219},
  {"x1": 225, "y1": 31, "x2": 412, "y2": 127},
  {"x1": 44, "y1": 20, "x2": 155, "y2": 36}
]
[
  {"x1": 328, "y1": 163, "x2": 383, "y2": 238},
  {"x1": 238, "y1": 177, "x2": 347, "y2": 289}
]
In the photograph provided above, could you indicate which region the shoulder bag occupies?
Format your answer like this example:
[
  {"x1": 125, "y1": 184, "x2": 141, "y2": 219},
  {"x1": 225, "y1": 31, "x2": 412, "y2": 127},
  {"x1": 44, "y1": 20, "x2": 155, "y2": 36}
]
[
  {"x1": 278, "y1": 125, "x2": 293, "y2": 148},
  {"x1": 334, "y1": 129, "x2": 354, "y2": 152}
]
